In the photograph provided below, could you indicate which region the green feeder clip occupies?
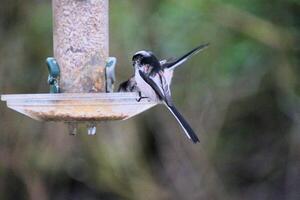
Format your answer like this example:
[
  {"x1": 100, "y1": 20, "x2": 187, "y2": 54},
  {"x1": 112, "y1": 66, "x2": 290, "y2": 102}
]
[{"x1": 46, "y1": 57, "x2": 60, "y2": 93}]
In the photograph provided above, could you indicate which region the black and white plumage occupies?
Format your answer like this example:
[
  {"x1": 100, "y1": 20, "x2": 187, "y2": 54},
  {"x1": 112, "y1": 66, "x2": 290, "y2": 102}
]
[
  {"x1": 161, "y1": 43, "x2": 209, "y2": 70},
  {"x1": 160, "y1": 43, "x2": 209, "y2": 86},
  {"x1": 118, "y1": 43, "x2": 209, "y2": 143},
  {"x1": 133, "y1": 50, "x2": 201, "y2": 143},
  {"x1": 118, "y1": 43, "x2": 209, "y2": 92},
  {"x1": 118, "y1": 76, "x2": 139, "y2": 92}
]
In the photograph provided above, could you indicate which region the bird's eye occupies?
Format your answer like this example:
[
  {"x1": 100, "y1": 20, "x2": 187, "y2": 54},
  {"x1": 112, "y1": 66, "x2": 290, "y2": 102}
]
[
  {"x1": 138, "y1": 65, "x2": 144, "y2": 69},
  {"x1": 133, "y1": 60, "x2": 139, "y2": 65}
]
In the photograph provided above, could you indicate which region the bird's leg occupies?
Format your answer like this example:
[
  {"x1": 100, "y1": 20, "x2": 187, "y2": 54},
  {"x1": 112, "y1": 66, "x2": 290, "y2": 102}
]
[{"x1": 136, "y1": 91, "x2": 149, "y2": 102}]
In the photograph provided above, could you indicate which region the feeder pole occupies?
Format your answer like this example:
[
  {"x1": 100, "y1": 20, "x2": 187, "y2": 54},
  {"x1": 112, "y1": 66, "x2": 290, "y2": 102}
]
[
  {"x1": 1, "y1": 0, "x2": 157, "y2": 131},
  {"x1": 53, "y1": 0, "x2": 109, "y2": 93}
]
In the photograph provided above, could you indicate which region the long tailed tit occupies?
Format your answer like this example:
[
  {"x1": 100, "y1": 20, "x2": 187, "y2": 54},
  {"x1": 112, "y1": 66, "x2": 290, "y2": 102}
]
[
  {"x1": 118, "y1": 43, "x2": 209, "y2": 92},
  {"x1": 118, "y1": 76, "x2": 139, "y2": 92},
  {"x1": 118, "y1": 44, "x2": 209, "y2": 143},
  {"x1": 133, "y1": 48, "x2": 206, "y2": 143}
]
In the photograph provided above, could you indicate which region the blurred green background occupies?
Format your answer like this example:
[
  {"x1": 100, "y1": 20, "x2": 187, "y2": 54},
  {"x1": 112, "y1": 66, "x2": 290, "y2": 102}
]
[{"x1": 0, "y1": 0, "x2": 299, "y2": 199}]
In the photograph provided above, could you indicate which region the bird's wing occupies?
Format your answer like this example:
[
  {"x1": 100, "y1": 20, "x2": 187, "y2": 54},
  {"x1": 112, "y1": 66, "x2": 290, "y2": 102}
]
[
  {"x1": 158, "y1": 71, "x2": 173, "y2": 106},
  {"x1": 138, "y1": 70, "x2": 199, "y2": 143},
  {"x1": 138, "y1": 70, "x2": 166, "y2": 101},
  {"x1": 138, "y1": 70, "x2": 173, "y2": 106},
  {"x1": 162, "y1": 43, "x2": 209, "y2": 70}
]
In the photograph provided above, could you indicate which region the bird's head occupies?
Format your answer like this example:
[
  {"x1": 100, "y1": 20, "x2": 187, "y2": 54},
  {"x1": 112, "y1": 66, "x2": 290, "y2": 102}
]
[{"x1": 132, "y1": 50, "x2": 161, "y2": 75}]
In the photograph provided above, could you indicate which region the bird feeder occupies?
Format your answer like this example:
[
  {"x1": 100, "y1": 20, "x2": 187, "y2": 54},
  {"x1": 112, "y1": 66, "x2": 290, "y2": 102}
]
[{"x1": 1, "y1": 0, "x2": 157, "y2": 135}]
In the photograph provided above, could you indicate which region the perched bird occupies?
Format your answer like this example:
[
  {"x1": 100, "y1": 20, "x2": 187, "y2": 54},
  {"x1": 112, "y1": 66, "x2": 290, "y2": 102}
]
[
  {"x1": 118, "y1": 43, "x2": 209, "y2": 143},
  {"x1": 118, "y1": 75, "x2": 145, "y2": 101},
  {"x1": 133, "y1": 50, "x2": 200, "y2": 143},
  {"x1": 118, "y1": 43, "x2": 209, "y2": 92},
  {"x1": 118, "y1": 76, "x2": 139, "y2": 92}
]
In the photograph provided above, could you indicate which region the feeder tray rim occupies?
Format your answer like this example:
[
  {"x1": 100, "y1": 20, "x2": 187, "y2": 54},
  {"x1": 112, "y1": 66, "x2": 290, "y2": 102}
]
[
  {"x1": 1, "y1": 92, "x2": 144, "y2": 101},
  {"x1": 0, "y1": 92, "x2": 158, "y2": 122}
]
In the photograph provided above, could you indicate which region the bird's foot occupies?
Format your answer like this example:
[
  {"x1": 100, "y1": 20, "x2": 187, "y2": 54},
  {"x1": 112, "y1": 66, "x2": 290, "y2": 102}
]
[
  {"x1": 136, "y1": 92, "x2": 149, "y2": 102},
  {"x1": 136, "y1": 96, "x2": 149, "y2": 102}
]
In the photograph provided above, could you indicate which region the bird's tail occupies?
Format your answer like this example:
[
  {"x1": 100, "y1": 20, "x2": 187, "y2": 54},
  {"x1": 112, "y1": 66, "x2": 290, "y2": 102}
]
[
  {"x1": 166, "y1": 43, "x2": 210, "y2": 70},
  {"x1": 166, "y1": 105, "x2": 200, "y2": 143}
]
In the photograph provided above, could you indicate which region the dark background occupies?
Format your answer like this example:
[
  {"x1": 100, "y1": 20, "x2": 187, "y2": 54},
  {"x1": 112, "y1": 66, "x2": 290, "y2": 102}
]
[{"x1": 0, "y1": 0, "x2": 299, "y2": 199}]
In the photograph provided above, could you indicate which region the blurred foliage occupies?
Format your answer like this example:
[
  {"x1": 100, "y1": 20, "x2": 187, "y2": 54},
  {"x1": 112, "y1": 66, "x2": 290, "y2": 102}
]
[{"x1": 0, "y1": 0, "x2": 300, "y2": 200}]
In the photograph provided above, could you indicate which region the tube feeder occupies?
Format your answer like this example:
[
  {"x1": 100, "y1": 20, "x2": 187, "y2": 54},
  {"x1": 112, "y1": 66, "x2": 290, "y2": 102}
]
[{"x1": 1, "y1": 0, "x2": 157, "y2": 135}]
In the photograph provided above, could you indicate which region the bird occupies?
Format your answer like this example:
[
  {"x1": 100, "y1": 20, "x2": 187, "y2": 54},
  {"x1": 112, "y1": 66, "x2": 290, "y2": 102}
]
[
  {"x1": 118, "y1": 43, "x2": 209, "y2": 93},
  {"x1": 130, "y1": 43, "x2": 209, "y2": 143},
  {"x1": 118, "y1": 76, "x2": 139, "y2": 92},
  {"x1": 132, "y1": 50, "x2": 200, "y2": 143}
]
